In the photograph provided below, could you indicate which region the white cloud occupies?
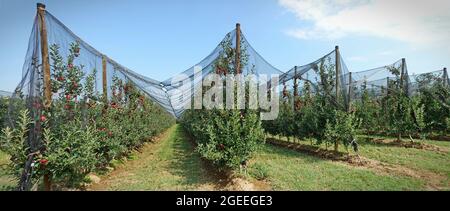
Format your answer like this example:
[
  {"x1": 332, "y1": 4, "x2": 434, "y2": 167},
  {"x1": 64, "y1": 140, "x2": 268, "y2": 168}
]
[{"x1": 279, "y1": 0, "x2": 450, "y2": 50}]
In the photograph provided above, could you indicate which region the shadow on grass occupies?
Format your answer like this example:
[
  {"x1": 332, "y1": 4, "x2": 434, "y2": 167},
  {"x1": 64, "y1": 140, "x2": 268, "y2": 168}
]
[{"x1": 260, "y1": 142, "x2": 324, "y2": 164}]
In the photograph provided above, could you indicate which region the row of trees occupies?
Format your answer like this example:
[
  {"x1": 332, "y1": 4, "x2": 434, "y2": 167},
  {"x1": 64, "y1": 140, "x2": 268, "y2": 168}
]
[
  {"x1": 415, "y1": 73, "x2": 450, "y2": 133},
  {"x1": 180, "y1": 33, "x2": 265, "y2": 171},
  {"x1": 264, "y1": 61, "x2": 449, "y2": 151},
  {"x1": 0, "y1": 42, "x2": 175, "y2": 189},
  {"x1": 263, "y1": 59, "x2": 357, "y2": 151},
  {"x1": 354, "y1": 70, "x2": 449, "y2": 137},
  {"x1": 355, "y1": 71, "x2": 423, "y2": 141}
]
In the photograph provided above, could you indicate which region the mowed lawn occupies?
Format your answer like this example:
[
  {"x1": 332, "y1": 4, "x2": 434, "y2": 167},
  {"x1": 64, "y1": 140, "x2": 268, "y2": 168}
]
[
  {"x1": 248, "y1": 144, "x2": 424, "y2": 191},
  {"x1": 247, "y1": 136, "x2": 450, "y2": 191},
  {"x1": 89, "y1": 125, "x2": 218, "y2": 191},
  {"x1": 356, "y1": 137, "x2": 450, "y2": 189}
]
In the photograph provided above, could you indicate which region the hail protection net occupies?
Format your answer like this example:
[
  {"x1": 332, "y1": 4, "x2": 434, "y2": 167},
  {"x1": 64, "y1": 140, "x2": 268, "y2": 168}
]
[
  {"x1": 7, "y1": 9, "x2": 292, "y2": 151},
  {"x1": 346, "y1": 59, "x2": 410, "y2": 100},
  {"x1": 9, "y1": 10, "x2": 288, "y2": 121},
  {"x1": 408, "y1": 69, "x2": 450, "y2": 95},
  {"x1": 0, "y1": 90, "x2": 12, "y2": 98},
  {"x1": 160, "y1": 30, "x2": 285, "y2": 117},
  {"x1": 276, "y1": 49, "x2": 350, "y2": 110}
]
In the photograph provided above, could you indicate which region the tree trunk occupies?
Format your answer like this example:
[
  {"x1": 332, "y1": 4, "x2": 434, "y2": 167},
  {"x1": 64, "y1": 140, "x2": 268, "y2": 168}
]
[
  {"x1": 44, "y1": 173, "x2": 51, "y2": 191},
  {"x1": 334, "y1": 141, "x2": 339, "y2": 152}
]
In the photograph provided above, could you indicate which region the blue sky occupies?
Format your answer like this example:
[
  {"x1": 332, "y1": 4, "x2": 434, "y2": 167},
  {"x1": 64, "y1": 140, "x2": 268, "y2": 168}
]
[{"x1": 0, "y1": 0, "x2": 449, "y2": 91}]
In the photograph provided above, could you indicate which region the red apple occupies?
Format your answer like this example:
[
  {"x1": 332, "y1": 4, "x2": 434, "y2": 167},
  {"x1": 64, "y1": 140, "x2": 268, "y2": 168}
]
[{"x1": 39, "y1": 159, "x2": 48, "y2": 165}]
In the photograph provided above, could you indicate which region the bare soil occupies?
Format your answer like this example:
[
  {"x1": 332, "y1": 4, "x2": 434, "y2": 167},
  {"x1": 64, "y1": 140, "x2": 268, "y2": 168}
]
[{"x1": 369, "y1": 138, "x2": 448, "y2": 154}]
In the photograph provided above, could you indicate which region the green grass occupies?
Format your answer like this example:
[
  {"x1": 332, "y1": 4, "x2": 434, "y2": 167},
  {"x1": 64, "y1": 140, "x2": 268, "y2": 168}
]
[
  {"x1": 356, "y1": 138, "x2": 450, "y2": 188},
  {"x1": 0, "y1": 150, "x2": 16, "y2": 191},
  {"x1": 252, "y1": 134, "x2": 450, "y2": 190},
  {"x1": 248, "y1": 144, "x2": 426, "y2": 191},
  {"x1": 90, "y1": 125, "x2": 217, "y2": 191}
]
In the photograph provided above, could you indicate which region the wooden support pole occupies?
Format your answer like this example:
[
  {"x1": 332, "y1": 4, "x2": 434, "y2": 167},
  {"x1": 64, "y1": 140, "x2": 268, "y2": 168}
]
[
  {"x1": 348, "y1": 72, "x2": 352, "y2": 112},
  {"x1": 235, "y1": 23, "x2": 241, "y2": 75},
  {"x1": 386, "y1": 77, "x2": 390, "y2": 96},
  {"x1": 443, "y1": 67, "x2": 448, "y2": 87},
  {"x1": 294, "y1": 66, "x2": 299, "y2": 111},
  {"x1": 294, "y1": 66, "x2": 298, "y2": 97},
  {"x1": 37, "y1": 3, "x2": 52, "y2": 191},
  {"x1": 335, "y1": 46, "x2": 340, "y2": 105},
  {"x1": 334, "y1": 46, "x2": 340, "y2": 152},
  {"x1": 37, "y1": 3, "x2": 51, "y2": 108},
  {"x1": 102, "y1": 55, "x2": 107, "y2": 102},
  {"x1": 400, "y1": 58, "x2": 406, "y2": 91}
]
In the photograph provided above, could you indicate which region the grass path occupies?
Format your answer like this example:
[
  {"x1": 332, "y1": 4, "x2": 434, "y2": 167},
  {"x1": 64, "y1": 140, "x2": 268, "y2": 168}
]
[{"x1": 89, "y1": 125, "x2": 255, "y2": 191}]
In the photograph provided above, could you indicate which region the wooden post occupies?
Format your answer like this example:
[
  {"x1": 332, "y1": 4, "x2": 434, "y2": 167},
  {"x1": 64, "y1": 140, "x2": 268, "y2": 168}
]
[
  {"x1": 102, "y1": 55, "x2": 107, "y2": 102},
  {"x1": 334, "y1": 46, "x2": 340, "y2": 152},
  {"x1": 294, "y1": 66, "x2": 298, "y2": 97},
  {"x1": 235, "y1": 23, "x2": 241, "y2": 75},
  {"x1": 347, "y1": 72, "x2": 352, "y2": 112},
  {"x1": 386, "y1": 77, "x2": 390, "y2": 96},
  {"x1": 335, "y1": 46, "x2": 340, "y2": 104},
  {"x1": 293, "y1": 66, "x2": 299, "y2": 111},
  {"x1": 443, "y1": 67, "x2": 448, "y2": 87},
  {"x1": 400, "y1": 58, "x2": 406, "y2": 91},
  {"x1": 37, "y1": 3, "x2": 52, "y2": 191},
  {"x1": 38, "y1": 3, "x2": 51, "y2": 108}
]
